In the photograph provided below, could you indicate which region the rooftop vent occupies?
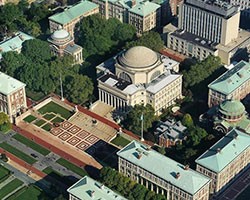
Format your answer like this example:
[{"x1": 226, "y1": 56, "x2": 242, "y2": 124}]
[
  {"x1": 90, "y1": 190, "x2": 95, "y2": 197},
  {"x1": 233, "y1": 133, "x2": 238, "y2": 139},
  {"x1": 175, "y1": 172, "x2": 180, "y2": 179},
  {"x1": 100, "y1": 184, "x2": 104, "y2": 189},
  {"x1": 217, "y1": 148, "x2": 221, "y2": 153},
  {"x1": 138, "y1": 153, "x2": 142, "y2": 159},
  {"x1": 184, "y1": 165, "x2": 189, "y2": 170}
]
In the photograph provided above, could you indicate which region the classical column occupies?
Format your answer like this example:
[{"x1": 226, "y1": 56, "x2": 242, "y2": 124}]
[
  {"x1": 99, "y1": 90, "x2": 101, "y2": 101},
  {"x1": 145, "y1": 180, "x2": 148, "y2": 189},
  {"x1": 156, "y1": 186, "x2": 159, "y2": 194},
  {"x1": 151, "y1": 183, "x2": 154, "y2": 191}
]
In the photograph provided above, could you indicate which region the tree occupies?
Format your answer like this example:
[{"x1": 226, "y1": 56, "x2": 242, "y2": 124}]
[
  {"x1": 124, "y1": 104, "x2": 157, "y2": 135},
  {"x1": 187, "y1": 126, "x2": 208, "y2": 146},
  {"x1": 22, "y1": 39, "x2": 52, "y2": 63},
  {"x1": 182, "y1": 113, "x2": 193, "y2": 128},
  {"x1": 0, "y1": 112, "x2": 11, "y2": 132},
  {"x1": 64, "y1": 74, "x2": 94, "y2": 104},
  {"x1": 0, "y1": 153, "x2": 8, "y2": 162},
  {"x1": 157, "y1": 146, "x2": 166, "y2": 155},
  {"x1": 126, "y1": 31, "x2": 164, "y2": 52}
]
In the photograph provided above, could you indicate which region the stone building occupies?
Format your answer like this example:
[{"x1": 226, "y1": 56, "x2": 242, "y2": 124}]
[
  {"x1": 97, "y1": 46, "x2": 182, "y2": 115},
  {"x1": 208, "y1": 60, "x2": 250, "y2": 107},
  {"x1": 47, "y1": 29, "x2": 83, "y2": 64},
  {"x1": 196, "y1": 128, "x2": 250, "y2": 195},
  {"x1": 117, "y1": 140, "x2": 211, "y2": 200},
  {"x1": 49, "y1": 0, "x2": 99, "y2": 37},
  {"x1": 212, "y1": 100, "x2": 250, "y2": 134},
  {"x1": 0, "y1": 72, "x2": 27, "y2": 123},
  {"x1": 67, "y1": 176, "x2": 127, "y2": 200},
  {"x1": 92, "y1": 0, "x2": 161, "y2": 34}
]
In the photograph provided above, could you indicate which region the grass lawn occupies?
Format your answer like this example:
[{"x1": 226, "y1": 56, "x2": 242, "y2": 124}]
[
  {"x1": 26, "y1": 90, "x2": 44, "y2": 102},
  {"x1": 38, "y1": 101, "x2": 72, "y2": 119},
  {"x1": 0, "y1": 178, "x2": 24, "y2": 199},
  {"x1": 236, "y1": 185, "x2": 250, "y2": 200},
  {"x1": 12, "y1": 134, "x2": 50, "y2": 156},
  {"x1": 0, "y1": 142, "x2": 37, "y2": 164},
  {"x1": 56, "y1": 158, "x2": 87, "y2": 177},
  {"x1": 23, "y1": 115, "x2": 37, "y2": 123},
  {"x1": 0, "y1": 165, "x2": 10, "y2": 183},
  {"x1": 111, "y1": 135, "x2": 130, "y2": 147},
  {"x1": 51, "y1": 117, "x2": 64, "y2": 123},
  {"x1": 41, "y1": 123, "x2": 52, "y2": 132},
  {"x1": 9, "y1": 185, "x2": 44, "y2": 200},
  {"x1": 34, "y1": 119, "x2": 46, "y2": 127},
  {"x1": 43, "y1": 113, "x2": 55, "y2": 120}
]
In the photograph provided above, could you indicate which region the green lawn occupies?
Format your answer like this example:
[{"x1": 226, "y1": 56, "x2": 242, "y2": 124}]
[
  {"x1": 56, "y1": 158, "x2": 87, "y2": 177},
  {"x1": 0, "y1": 142, "x2": 37, "y2": 164},
  {"x1": 26, "y1": 90, "x2": 45, "y2": 102},
  {"x1": 23, "y1": 115, "x2": 37, "y2": 123},
  {"x1": 236, "y1": 185, "x2": 250, "y2": 200},
  {"x1": 0, "y1": 178, "x2": 24, "y2": 199},
  {"x1": 0, "y1": 165, "x2": 10, "y2": 183},
  {"x1": 41, "y1": 123, "x2": 52, "y2": 132},
  {"x1": 38, "y1": 101, "x2": 72, "y2": 119},
  {"x1": 43, "y1": 113, "x2": 55, "y2": 120},
  {"x1": 9, "y1": 185, "x2": 44, "y2": 200},
  {"x1": 111, "y1": 136, "x2": 130, "y2": 147},
  {"x1": 34, "y1": 119, "x2": 46, "y2": 127},
  {"x1": 12, "y1": 134, "x2": 50, "y2": 156},
  {"x1": 51, "y1": 117, "x2": 64, "y2": 123}
]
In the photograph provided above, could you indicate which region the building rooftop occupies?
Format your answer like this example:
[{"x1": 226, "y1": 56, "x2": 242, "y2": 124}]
[
  {"x1": 64, "y1": 43, "x2": 82, "y2": 53},
  {"x1": 185, "y1": 0, "x2": 240, "y2": 18},
  {"x1": 49, "y1": 0, "x2": 99, "y2": 25},
  {"x1": 117, "y1": 140, "x2": 211, "y2": 195},
  {"x1": 196, "y1": 128, "x2": 250, "y2": 173},
  {"x1": 0, "y1": 72, "x2": 26, "y2": 95},
  {"x1": 219, "y1": 100, "x2": 245, "y2": 116},
  {"x1": 208, "y1": 60, "x2": 250, "y2": 95},
  {"x1": 67, "y1": 176, "x2": 127, "y2": 200},
  {"x1": 171, "y1": 30, "x2": 218, "y2": 51},
  {"x1": 129, "y1": 1, "x2": 160, "y2": 17},
  {"x1": 0, "y1": 31, "x2": 34, "y2": 60}
]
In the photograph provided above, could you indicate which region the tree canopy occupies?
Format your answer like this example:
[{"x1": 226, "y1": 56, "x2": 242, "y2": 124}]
[
  {"x1": 126, "y1": 31, "x2": 164, "y2": 52},
  {"x1": 100, "y1": 167, "x2": 166, "y2": 200},
  {"x1": 0, "y1": 112, "x2": 11, "y2": 132},
  {"x1": 123, "y1": 104, "x2": 157, "y2": 135}
]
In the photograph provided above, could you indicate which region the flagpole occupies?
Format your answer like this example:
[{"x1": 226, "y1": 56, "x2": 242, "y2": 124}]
[
  {"x1": 141, "y1": 113, "x2": 144, "y2": 141},
  {"x1": 60, "y1": 72, "x2": 64, "y2": 101}
]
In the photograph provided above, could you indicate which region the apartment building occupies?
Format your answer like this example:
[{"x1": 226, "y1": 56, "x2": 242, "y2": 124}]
[
  {"x1": 92, "y1": 0, "x2": 161, "y2": 34},
  {"x1": 0, "y1": 72, "x2": 27, "y2": 123},
  {"x1": 49, "y1": 0, "x2": 99, "y2": 37},
  {"x1": 67, "y1": 176, "x2": 127, "y2": 200},
  {"x1": 196, "y1": 128, "x2": 250, "y2": 195},
  {"x1": 97, "y1": 46, "x2": 182, "y2": 115},
  {"x1": 117, "y1": 140, "x2": 211, "y2": 200},
  {"x1": 208, "y1": 60, "x2": 250, "y2": 107}
]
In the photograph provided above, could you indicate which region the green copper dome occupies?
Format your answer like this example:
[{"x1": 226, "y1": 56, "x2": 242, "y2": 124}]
[{"x1": 219, "y1": 100, "x2": 245, "y2": 117}]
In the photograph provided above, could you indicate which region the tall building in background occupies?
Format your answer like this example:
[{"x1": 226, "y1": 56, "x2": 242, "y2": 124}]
[
  {"x1": 0, "y1": 72, "x2": 27, "y2": 123},
  {"x1": 179, "y1": 0, "x2": 240, "y2": 45}
]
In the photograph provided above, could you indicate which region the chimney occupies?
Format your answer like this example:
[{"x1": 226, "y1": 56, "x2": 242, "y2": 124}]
[
  {"x1": 90, "y1": 190, "x2": 95, "y2": 197},
  {"x1": 217, "y1": 148, "x2": 221, "y2": 153},
  {"x1": 233, "y1": 133, "x2": 238, "y2": 139},
  {"x1": 131, "y1": 0, "x2": 136, "y2": 7},
  {"x1": 146, "y1": 146, "x2": 151, "y2": 151},
  {"x1": 138, "y1": 153, "x2": 142, "y2": 159},
  {"x1": 184, "y1": 165, "x2": 189, "y2": 170},
  {"x1": 175, "y1": 172, "x2": 180, "y2": 179},
  {"x1": 100, "y1": 184, "x2": 104, "y2": 189}
]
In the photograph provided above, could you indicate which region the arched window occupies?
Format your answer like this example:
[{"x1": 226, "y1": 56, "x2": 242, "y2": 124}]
[
  {"x1": 150, "y1": 71, "x2": 161, "y2": 81},
  {"x1": 119, "y1": 72, "x2": 132, "y2": 83}
]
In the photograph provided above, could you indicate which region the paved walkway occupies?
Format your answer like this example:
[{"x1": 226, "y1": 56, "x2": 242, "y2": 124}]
[
  {"x1": 2, "y1": 184, "x2": 25, "y2": 200},
  {"x1": 0, "y1": 175, "x2": 15, "y2": 188}
]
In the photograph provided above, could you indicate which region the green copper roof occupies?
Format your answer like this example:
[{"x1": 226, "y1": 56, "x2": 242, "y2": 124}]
[
  {"x1": 219, "y1": 100, "x2": 245, "y2": 116},
  {"x1": 117, "y1": 141, "x2": 210, "y2": 195},
  {"x1": 196, "y1": 129, "x2": 250, "y2": 173},
  {"x1": 0, "y1": 32, "x2": 34, "y2": 60},
  {"x1": 208, "y1": 61, "x2": 250, "y2": 95},
  {"x1": 67, "y1": 176, "x2": 127, "y2": 200},
  {"x1": 129, "y1": 1, "x2": 160, "y2": 16},
  {"x1": 49, "y1": 0, "x2": 99, "y2": 25},
  {"x1": 0, "y1": 71, "x2": 26, "y2": 95}
]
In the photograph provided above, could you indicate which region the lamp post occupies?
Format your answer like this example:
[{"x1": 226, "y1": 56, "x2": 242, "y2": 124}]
[{"x1": 141, "y1": 113, "x2": 144, "y2": 141}]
